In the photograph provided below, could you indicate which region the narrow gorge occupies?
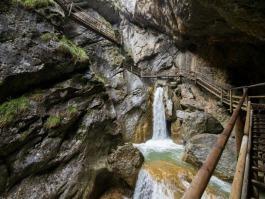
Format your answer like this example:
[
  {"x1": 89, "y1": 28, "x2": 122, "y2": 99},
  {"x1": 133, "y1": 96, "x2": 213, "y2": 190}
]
[{"x1": 0, "y1": 0, "x2": 265, "y2": 198}]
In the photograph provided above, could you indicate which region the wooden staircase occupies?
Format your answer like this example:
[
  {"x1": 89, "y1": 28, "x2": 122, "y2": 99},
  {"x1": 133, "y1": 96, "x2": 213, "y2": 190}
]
[
  {"x1": 249, "y1": 109, "x2": 265, "y2": 198},
  {"x1": 54, "y1": 0, "x2": 121, "y2": 45}
]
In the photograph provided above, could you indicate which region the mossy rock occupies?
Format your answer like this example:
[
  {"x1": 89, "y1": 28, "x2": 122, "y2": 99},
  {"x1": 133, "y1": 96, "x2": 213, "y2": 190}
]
[
  {"x1": 40, "y1": 33, "x2": 89, "y2": 64},
  {"x1": 59, "y1": 36, "x2": 89, "y2": 64},
  {"x1": 44, "y1": 115, "x2": 61, "y2": 129},
  {"x1": 12, "y1": 0, "x2": 54, "y2": 9},
  {"x1": 0, "y1": 96, "x2": 30, "y2": 127},
  {"x1": 66, "y1": 105, "x2": 78, "y2": 117}
]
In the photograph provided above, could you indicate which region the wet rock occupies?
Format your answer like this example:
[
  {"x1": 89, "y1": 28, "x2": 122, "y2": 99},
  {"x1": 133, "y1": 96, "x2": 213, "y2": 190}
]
[
  {"x1": 140, "y1": 160, "x2": 229, "y2": 198},
  {"x1": 100, "y1": 188, "x2": 132, "y2": 199},
  {"x1": 176, "y1": 110, "x2": 191, "y2": 121},
  {"x1": 0, "y1": 7, "x2": 89, "y2": 102},
  {"x1": 181, "y1": 111, "x2": 223, "y2": 142},
  {"x1": 183, "y1": 134, "x2": 236, "y2": 181},
  {"x1": 108, "y1": 143, "x2": 144, "y2": 187},
  {"x1": 0, "y1": 74, "x2": 121, "y2": 197},
  {"x1": 179, "y1": 84, "x2": 194, "y2": 99},
  {"x1": 180, "y1": 98, "x2": 205, "y2": 111},
  {"x1": 171, "y1": 119, "x2": 183, "y2": 144}
]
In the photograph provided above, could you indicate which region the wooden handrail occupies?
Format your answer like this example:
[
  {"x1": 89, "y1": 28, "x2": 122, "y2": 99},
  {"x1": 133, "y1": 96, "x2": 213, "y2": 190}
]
[
  {"x1": 231, "y1": 82, "x2": 265, "y2": 90},
  {"x1": 230, "y1": 101, "x2": 251, "y2": 199},
  {"x1": 182, "y1": 89, "x2": 248, "y2": 199}
]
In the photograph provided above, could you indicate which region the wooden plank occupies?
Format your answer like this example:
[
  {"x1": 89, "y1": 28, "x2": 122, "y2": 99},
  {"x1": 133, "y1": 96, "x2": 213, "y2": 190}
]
[
  {"x1": 230, "y1": 90, "x2": 233, "y2": 113},
  {"x1": 230, "y1": 136, "x2": 248, "y2": 199}
]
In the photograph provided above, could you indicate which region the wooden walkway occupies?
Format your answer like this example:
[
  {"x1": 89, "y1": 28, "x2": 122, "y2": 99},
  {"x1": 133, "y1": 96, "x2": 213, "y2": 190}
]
[
  {"x1": 54, "y1": 0, "x2": 121, "y2": 45},
  {"x1": 123, "y1": 64, "x2": 264, "y2": 113}
]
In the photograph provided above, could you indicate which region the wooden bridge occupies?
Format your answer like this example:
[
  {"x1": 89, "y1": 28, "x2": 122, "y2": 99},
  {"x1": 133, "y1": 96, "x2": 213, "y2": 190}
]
[
  {"x1": 124, "y1": 64, "x2": 265, "y2": 198},
  {"x1": 54, "y1": 0, "x2": 121, "y2": 45}
]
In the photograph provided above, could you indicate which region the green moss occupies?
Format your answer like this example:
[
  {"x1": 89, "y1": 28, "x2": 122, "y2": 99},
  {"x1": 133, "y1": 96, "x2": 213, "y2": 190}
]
[
  {"x1": 45, "y1": 115, "x2": 61, "y2": 129},
  {"x1": 40, "y1": 33, "x2": 58, "y2": 42},
  {"x1": 0, "y1": 97, "x2": 30, "y2": 127},
  {"x1": 59, "y1": 36, "x2": 89, "y2": 63},
  {"x1": 67, "y1": 105, "x2": 78, "y2": 116},
  {"x1": 40, "y1": 34, "x2": 88, "y2": 63},
  {"x1": 12, "y1": 0, "x2": 53, "y2": 9},
  {"x1": 94, "y1": 74, "x2": 107, "y2": 84}
]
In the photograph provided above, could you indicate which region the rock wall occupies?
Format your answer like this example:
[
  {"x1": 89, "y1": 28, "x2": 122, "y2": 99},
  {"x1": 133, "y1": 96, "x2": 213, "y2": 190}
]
[
  {"x1": 1, "y1": 0, "x2": 265, "y2": 198},
  {"x1": 0, "y1": 1, "x2": 146, "y2": 198}
]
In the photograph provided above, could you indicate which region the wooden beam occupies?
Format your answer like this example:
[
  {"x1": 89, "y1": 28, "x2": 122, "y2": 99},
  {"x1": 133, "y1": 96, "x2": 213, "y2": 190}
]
[
  {"x1": 230, "y1": 90, "x2": 233, "y2": 113},
  {"x1": 235, "y1": 113, "x2": 244, "y2": 155},
  {"x1": 230, "y1": 102, "x2": 251, "y2": 199}
]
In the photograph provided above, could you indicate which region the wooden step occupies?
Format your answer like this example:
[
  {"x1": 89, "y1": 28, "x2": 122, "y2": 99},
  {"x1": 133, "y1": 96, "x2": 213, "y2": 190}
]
[
  {"x1": 252, "y1": 166, "x2": 265, "y2": 173},
  {"x1": 251, "y1": 179, "x2": 265, "y2": 190}
]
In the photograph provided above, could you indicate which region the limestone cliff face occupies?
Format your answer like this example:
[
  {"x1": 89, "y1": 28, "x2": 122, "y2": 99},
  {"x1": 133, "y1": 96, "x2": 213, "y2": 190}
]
[
  {"x1": 0, "y1": 1, "x2": 145, "y2": 198},
  {"x1": 117, "y1": 0, "x2": 265, "y2": 84}
]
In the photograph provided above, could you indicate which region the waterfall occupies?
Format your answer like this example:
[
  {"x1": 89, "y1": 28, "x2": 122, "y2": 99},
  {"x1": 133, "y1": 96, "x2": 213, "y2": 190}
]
[
  {"x1": 152, "y1": 87, "x2": 168, "y2": 140},
  {"x1": 133, "y1": 169, "x2": 174, "y2": 199},
  {"x1": 133, "y1": 86, "x2": 231, "y2": 199}
]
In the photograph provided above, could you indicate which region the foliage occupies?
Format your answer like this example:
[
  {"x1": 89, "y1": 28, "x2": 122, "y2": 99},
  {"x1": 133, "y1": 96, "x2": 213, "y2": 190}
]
[
  {"x1": 12, "y1": 0, "x2": 53, "y2": 9},
  {"x1": 40, "y1": 33, "x2": 58, "y2": 42},
  {"x1": 41, "y1": 33, "x2": 89, "y2": 63},
  {"x1": 45, "y1": 115, "x2": 61, "y2": 129},
  {"x1": 0, "y1": 97, "x2": 30, "y2": 127},
  {"x1": 67, "y1": 105, "x2": 78, "y2": 116},
  {"x1": 59, "y1": 36, "x2": 89, "y2": 63}
]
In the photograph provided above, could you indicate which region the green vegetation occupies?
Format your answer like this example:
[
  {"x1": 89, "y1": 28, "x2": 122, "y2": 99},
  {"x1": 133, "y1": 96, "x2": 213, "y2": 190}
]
[
  {"x1": 45, "y1": 115, "x2": 61, "y2": 129},
  {"x1": 0, "y1": 97, "x2": 30, "y2": 127},
  {"x1": 40, "y1": 33, "x2": 88, "y2": 63},
  {"x1": 59, "y1": 36, "x2": 89, "y2": 63},
  {"x1": 67, "y1": 105, "x2": 78, "y2": 116},
  {"x1": 12, "y1": 0, "x2": 53, "y2": 9},
  {"x1": 94, "y1": 73, "x2": 107, "y2": 84},
  {"x1": 40, "y1": 33, "x2": 58, "y2": 42},
  {"x1": 41, "y1": 33, "x2": 89, "y2": 63}
]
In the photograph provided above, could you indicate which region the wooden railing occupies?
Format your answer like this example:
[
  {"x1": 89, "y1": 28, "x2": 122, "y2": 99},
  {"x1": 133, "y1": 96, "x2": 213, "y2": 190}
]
[
  {"x1": 124, "y1": 65, "x2": 263, "y2": 113},
  {"x1": 54, "y1": 0, "x2": 121, "y2": 45},
  {"x1": 182, "y1": 90, "x2": 248, "y2": 199},
  {"x1": 182, "y1": 89, "x2": 265, "y2": 199}
]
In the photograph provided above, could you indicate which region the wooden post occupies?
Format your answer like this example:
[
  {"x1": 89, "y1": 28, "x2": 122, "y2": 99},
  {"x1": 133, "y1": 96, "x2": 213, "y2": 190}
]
[
  {"x1": 230, "y1": 102, "x2": 251, "y2": 199},
  {"x1": 182, "y1": 90, "x2": 248, "y2": 199},
  {"x1": 243, "y1": 88, "x2": 248, "y2": 106},
  {"x1": 230, "y1": 89, "x2": 233, "y2": 113},
  {"x1": 241, "y1": 109, "x2": 252, "y2": 199},
  {"x1": 235, "y1": 113, "x2": 244, "y2": 155}
]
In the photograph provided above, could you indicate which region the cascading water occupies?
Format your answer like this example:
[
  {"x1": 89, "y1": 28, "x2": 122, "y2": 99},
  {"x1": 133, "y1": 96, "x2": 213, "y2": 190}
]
[
  {"x1": 133, "y1": 86, "x2": 231, "y2": 199},
  {"x1": 152, "y1": 87, "x2": 168, "y2": 140}
]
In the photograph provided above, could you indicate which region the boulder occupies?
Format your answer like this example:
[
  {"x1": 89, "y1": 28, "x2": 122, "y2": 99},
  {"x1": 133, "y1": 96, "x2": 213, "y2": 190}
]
[
  {"x1": 183, "y1": 134, "x2": 236, "y2": 181},
  {"x1": 181, "y1": 111, "x2": 223, "y2": 142},
  {"x1": 108, "y1": 143, "x2": 144, "y2": 187},
  {"x1": 176, "y1": 110, "x2": 191, "y2": 121},
  {"x1": 180, "y1": 98, "x2": 204, "y2": 111},
  {"x1": 179, "y1": 84, "x2": 194, "y2": 99}
]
